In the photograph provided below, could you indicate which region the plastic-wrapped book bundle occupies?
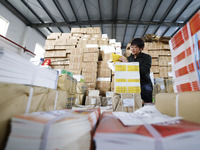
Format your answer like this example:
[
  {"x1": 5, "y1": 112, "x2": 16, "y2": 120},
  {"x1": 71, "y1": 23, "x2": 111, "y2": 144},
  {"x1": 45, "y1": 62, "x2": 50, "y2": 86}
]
[
  {"x1": 114, "y1": 62, "x2": 141, "y2": 112},
  {"x1": 114, "y1": 62, "x2": 141, "y2": 93},
  {"x1": 169, "y1": 10, "x2": 200, "y2": 93}
]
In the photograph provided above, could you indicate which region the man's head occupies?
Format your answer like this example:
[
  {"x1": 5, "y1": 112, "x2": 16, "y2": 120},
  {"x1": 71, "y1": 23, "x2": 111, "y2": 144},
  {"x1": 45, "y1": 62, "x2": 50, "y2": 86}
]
[{"x1": 130, "y1": 38, "x2": 144, "y2": 57}]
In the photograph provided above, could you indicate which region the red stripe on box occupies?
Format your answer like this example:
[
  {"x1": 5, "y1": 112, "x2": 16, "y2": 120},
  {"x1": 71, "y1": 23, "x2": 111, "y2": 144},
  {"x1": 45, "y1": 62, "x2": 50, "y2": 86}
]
[
  {"x1": 180, "y1": 82, "x2": 192, "y2": 92},
  {"x1": 174, "y1": 47, "x2": 192, "y2": 64},
  {"x1": 189, "y1": 10, "x2": 200, "y2": 36},
  {"x1": 175, "y1": 63, "x2": 195, "y2": 77},
  {"x1": 192, "y1": 81, "x2": 200, "y2": 91}
]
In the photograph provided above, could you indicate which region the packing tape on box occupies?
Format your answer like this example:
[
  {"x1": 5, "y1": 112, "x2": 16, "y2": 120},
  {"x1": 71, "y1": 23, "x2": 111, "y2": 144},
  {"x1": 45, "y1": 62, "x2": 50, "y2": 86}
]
[
  {"x1": 25, "y1": 87, "x2": 34, "y2": 115},
  {"x1": 175, "y1": 94, "x2": 180, "y2": 117},
  {"x1": 54, "y1": 91, "x2": 59, "y2": 110}
]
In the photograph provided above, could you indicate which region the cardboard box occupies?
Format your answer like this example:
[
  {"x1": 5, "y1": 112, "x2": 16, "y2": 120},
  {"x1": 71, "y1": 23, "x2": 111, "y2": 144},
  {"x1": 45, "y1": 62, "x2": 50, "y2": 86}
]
[
  {"x1": 151, "y1": 66, "x2": 159, "y2": 73},
  {"x1": 152, "y1": 58, "x2": 159, "y2": 65},
  {"x1": 82, "y1": 62, "x2": 97, "y2": 69},
  {"x1": 44, "y1": 50, "x2": 66, "y2": 58},
  {"x1": 88, "y1": 90, "x2": 100, "y2": 97},
  {"x1": 159, "y1": 67, "x2": 168, "y2": 78},
  {"x1": 87, "y1": 82, "x2": 96, "y2": 88},
  {"x1": 101, "y1": 97, "x2": 112, "y2": 106},
  {"x1": 159, "y1": 56, "x2": 171, "y2": 66},
  {"x1": 70, "y1": 70, "x2": 81, "y2": 75},
  {"x1": 69, "y1": 62, "x2": 82, "y2": 70},
  {"x1": 83, "y1": 53, "x2": 99, "y2": 62},
  {"x1": 148, "y1": 50, "x2": 160, "y2": 58},
  {"x1": 97, "y1": 68, "x2": 111, "y2": 77},
  {"x1": 112, "y1": 93, "x2": 142, "y2": 112},
  {"x1": 155, "y1": 91, "x2": 200, "y2": 124},
  {"x1": 82, "y1": 72, "x2": 97, "y2": 83},
  {"x1": 85, "y1": 96, "x2": 101, "y2": 106},
  {"x1": 69, "y1": 55, "x2": 83, "y2": 62},
  {"x1": 83, "y1": 47, "x2": 99, "y2": 53},
  {"x1": 70, "y1": 48, "x2": 83, "y2": 55},
  {"x1": 153, "y1": 73, "x2": 160, "y2": 78},
  {"x1": 98, "y1": 61, "x2": 109, "y2": 69},
  {"x1": 96, "y1": 81, "x2": 111, "y2": 96},
  {"x1": 160, "y1": 49, "x2": 171, "y2": 56}
]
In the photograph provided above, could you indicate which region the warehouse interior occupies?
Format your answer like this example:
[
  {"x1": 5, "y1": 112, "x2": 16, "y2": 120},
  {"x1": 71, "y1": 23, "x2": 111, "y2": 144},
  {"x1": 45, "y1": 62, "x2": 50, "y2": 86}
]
[{"x1": 0, "y1": 0, "x2": 200, "y2": 150}]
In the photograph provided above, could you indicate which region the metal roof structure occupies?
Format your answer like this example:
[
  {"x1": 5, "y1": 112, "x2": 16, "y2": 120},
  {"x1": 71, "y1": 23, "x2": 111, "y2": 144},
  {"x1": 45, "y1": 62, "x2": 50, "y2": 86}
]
[{"x1": 1, "y1": 0, "x2": 200, "y2": 48}]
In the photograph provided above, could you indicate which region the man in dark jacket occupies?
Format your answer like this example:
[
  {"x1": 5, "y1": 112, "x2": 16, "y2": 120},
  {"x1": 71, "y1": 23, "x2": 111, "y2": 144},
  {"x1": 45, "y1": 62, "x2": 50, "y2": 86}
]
[{"x1": 119, "y1": 38, "x2": 153, "y2": 103}]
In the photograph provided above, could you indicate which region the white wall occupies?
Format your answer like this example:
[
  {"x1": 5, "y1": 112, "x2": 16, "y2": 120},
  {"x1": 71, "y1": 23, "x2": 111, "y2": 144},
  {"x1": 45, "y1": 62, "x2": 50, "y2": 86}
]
[{"x1": 0, "y1": 3, "x2": 46, "y2": 60}]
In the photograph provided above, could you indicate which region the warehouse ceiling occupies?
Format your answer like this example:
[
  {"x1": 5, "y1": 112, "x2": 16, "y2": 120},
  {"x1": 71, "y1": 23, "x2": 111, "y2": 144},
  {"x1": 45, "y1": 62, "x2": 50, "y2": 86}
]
[{"x1": 1, "y1": 0, "x2": 200, "y2": 48}]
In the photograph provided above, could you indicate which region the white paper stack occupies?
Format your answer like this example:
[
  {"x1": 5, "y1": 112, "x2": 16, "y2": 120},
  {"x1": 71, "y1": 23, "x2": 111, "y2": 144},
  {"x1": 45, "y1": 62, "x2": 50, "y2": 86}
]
[
  {"x1": 0, "y1": 49, "x2": 58, "y2": 89},
  {"x1": 6, "y1": 108, "x2": 100, "y2": 150}
]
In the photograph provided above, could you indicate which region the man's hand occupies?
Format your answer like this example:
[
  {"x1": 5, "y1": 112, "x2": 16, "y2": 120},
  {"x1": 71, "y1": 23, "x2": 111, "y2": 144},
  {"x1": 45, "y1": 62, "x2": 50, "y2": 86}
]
[{"x1": 119, "y1": 56, "x2": 128, "y2": 62}]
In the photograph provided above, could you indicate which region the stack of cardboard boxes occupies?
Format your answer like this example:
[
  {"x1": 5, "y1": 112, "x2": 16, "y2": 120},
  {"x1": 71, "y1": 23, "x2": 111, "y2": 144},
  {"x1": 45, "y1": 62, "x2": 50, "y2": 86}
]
[{"x1": 44, "y1": 27, "x2": 123, "y2": 97}]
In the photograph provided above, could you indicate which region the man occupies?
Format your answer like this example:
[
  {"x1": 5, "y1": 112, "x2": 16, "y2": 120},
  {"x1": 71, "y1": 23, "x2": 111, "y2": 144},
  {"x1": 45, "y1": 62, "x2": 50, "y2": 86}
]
[{"x1": 119, "y1": 38, "x2": 153, "y2": 104}]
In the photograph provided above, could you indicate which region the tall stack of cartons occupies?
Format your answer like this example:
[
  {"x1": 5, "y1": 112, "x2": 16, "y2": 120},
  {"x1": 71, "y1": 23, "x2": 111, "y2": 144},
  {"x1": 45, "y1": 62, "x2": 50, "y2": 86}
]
[
  {"x1": 143, "y1": 42, "x2": 171, "y2": 78},
  {"x1": 44, "y1": 33, "x2": 77, "y2": 70}
]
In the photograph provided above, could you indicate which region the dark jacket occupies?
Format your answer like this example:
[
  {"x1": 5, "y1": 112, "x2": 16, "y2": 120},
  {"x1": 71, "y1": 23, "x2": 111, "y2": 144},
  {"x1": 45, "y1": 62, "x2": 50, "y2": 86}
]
[{"x1": 127, "y1": 52, "x2": 152, "y2": 85}]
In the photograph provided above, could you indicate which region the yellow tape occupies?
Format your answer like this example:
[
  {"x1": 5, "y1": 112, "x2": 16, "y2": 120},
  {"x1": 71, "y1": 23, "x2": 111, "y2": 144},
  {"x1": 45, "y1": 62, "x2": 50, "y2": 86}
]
[
  {"x1": 128, "y1": 65, "x2": 139, "y2": 71},
  {"x1": 115, "y1": 65, "x2": 126, "y2": 71},
  {"x1": 127, "y1": 79, "x2": 140, "y2": 82},
  {"x1": 115, "y1": 86, "x2": 127, "y2": 93},
  {"x1": 128, "y1": 87, "x2": 141, "y2": 93},
  {"x1": 115, "y1": 79, "x2": 127, "y2": 82}
]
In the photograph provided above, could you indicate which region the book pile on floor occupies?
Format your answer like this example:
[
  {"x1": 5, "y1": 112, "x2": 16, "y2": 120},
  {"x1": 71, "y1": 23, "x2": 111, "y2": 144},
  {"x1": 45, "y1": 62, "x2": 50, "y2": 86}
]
[
  {"x1": 5, "y1": 108, "x2": 100, "y2": 150},
  {"x1": 0, "y1": 49, "x2": 58, "y2": 89},
  {"x1": 94, "y1": 106, "x2": 200, "y2": 150}
]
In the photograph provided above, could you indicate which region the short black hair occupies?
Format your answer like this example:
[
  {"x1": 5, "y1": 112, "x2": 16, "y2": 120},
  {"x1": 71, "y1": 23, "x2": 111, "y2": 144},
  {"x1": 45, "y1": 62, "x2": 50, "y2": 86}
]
[{"x1": 131, "y1": 38, "x2": 144, "y2": 49}]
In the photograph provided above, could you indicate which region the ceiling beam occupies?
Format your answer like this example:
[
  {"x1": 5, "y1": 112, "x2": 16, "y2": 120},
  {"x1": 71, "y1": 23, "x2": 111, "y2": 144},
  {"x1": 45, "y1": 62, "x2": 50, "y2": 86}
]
[
  {"x1": 21, "y1": 0, "x2": 52, "y2": 33},
  {"x1": 0, "y1": 0, "x2": 30, "y2": 25},
  {"x1": 112, "y1": 0, "x2": 118, "y2": 39},
  {"x1": 142, "y1": 0, "x2": 162, "y2": 37},
  {"x1": 160, "y1": 0, "x2": 177, "y2": 23},
  {"x1": 161, "y1": 0, "x2": 193, "y2": 37},
  {"x1": 30, "y1": 20, "x2": 185, "y2": 28},
  {"x1": 37, "y1": 0, "x2": 63, "y2": 33},
  {"x1": 122, "y1": 0, "x2": 133, "y2": 48},
  {"x1": 98, "y1": 0, "x2": 103, "y2": 33},
  {"x1": 83, "y1": 0, "x2": 91, "y2": 26},
  {"x1": 132, "y1": 0, "x2": 148, "y2": 39},
  {"x1": 52, "y1": 0, "x2": 71, "y2": 30},
  {"x1": 185, "y1": 5, "x2": 200, "y2": 23}
]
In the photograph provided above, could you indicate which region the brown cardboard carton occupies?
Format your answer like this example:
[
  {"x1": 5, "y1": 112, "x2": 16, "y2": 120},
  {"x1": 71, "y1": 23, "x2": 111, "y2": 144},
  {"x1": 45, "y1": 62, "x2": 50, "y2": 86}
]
[
  {"x1": 148, "y1": 50, "x2": 160, "y2": 58},
  {"x1": 155, "y1": 92, "x2": 200, "y2": 124},
  {"x1": 82, "y1": 62, "x2": 98, "y2": 72},
  {"x1": 97, "y1": 68, "x2": 111, "y2": 77},
  {"x1": 69, "y1": 62, "x2": 82, "y2": 70},
  {"x1": 82, "y1": 72, "x2": 97, "y2": 83},
  {"x1": 112, "y1": 93, "x2": 142, "y2": 112},
  {"x1": 160, "y1": 49, "x2": 171, "y2": 56},
  {"x1": 96, "y1": 81, "x2": 111, "y2": 96},
  {"x1": 98, "y1": 61, "x2": 109, "y2": 69},
  {"x1": 75, "y1": 93, "x2": 86, "y2": 105},
  {"x1": 83, "y1": 47, "x2": 99, "y2": 53},
  {"x1": 87, "y1": 83, "x2": 96, "y2": 88},
  {"x1": 44, "y1": 50, "x2": 66, "y2": 58},
  {"x1": 152, "y1": 58, "x2": 159, "y2": 65},
  {"x1": 151, "y1": 65, "x2": 159, "y2": 73},
  {"x1": 159, "y1": 56, "x2": 171, "y2": 66},
  {"x1": 85, "y1": 96, "x2": 101, "y2": 106},
  {"x1": 69, "y1": 55, "x2": 83, "y2": 62},
  {"x1": 83, "y1": 53, "x2": 99, "y2": 62},
  {"x1": 159, "y1": 67, "x2": 168, "y2": 78},
  {"x1": 66, "y1": 94, "x2": 76, "y2": 109},
  {"x1": 70, "y1": 70, "x2": 81, "y2": 75}
]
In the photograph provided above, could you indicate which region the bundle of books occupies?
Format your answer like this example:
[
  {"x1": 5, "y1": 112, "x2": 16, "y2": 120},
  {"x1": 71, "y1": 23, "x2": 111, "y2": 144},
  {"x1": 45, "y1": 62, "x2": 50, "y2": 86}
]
[
  {"x1": 0, "y1": 49, "x2": 58, "y2": 89},
  {"x1": 6, "y1": 108, "x2": 100, "y2": 150},
  {"x1": 94, "y1": 106, "x2": 200, "y2": 150}
]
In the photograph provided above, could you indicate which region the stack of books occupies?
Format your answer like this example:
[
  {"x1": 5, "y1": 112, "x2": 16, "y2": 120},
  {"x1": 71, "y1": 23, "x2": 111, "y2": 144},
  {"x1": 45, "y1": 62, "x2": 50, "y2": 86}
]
[
  {"x1": 0, "y1": 49, "x2": 58, "y2": 89},
  {"x1": 6, "y1": 108, "x2": 100, "y2": 150},
  {"x1": 94, "y1": 106, "x2": 200, "y2": 150}
]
